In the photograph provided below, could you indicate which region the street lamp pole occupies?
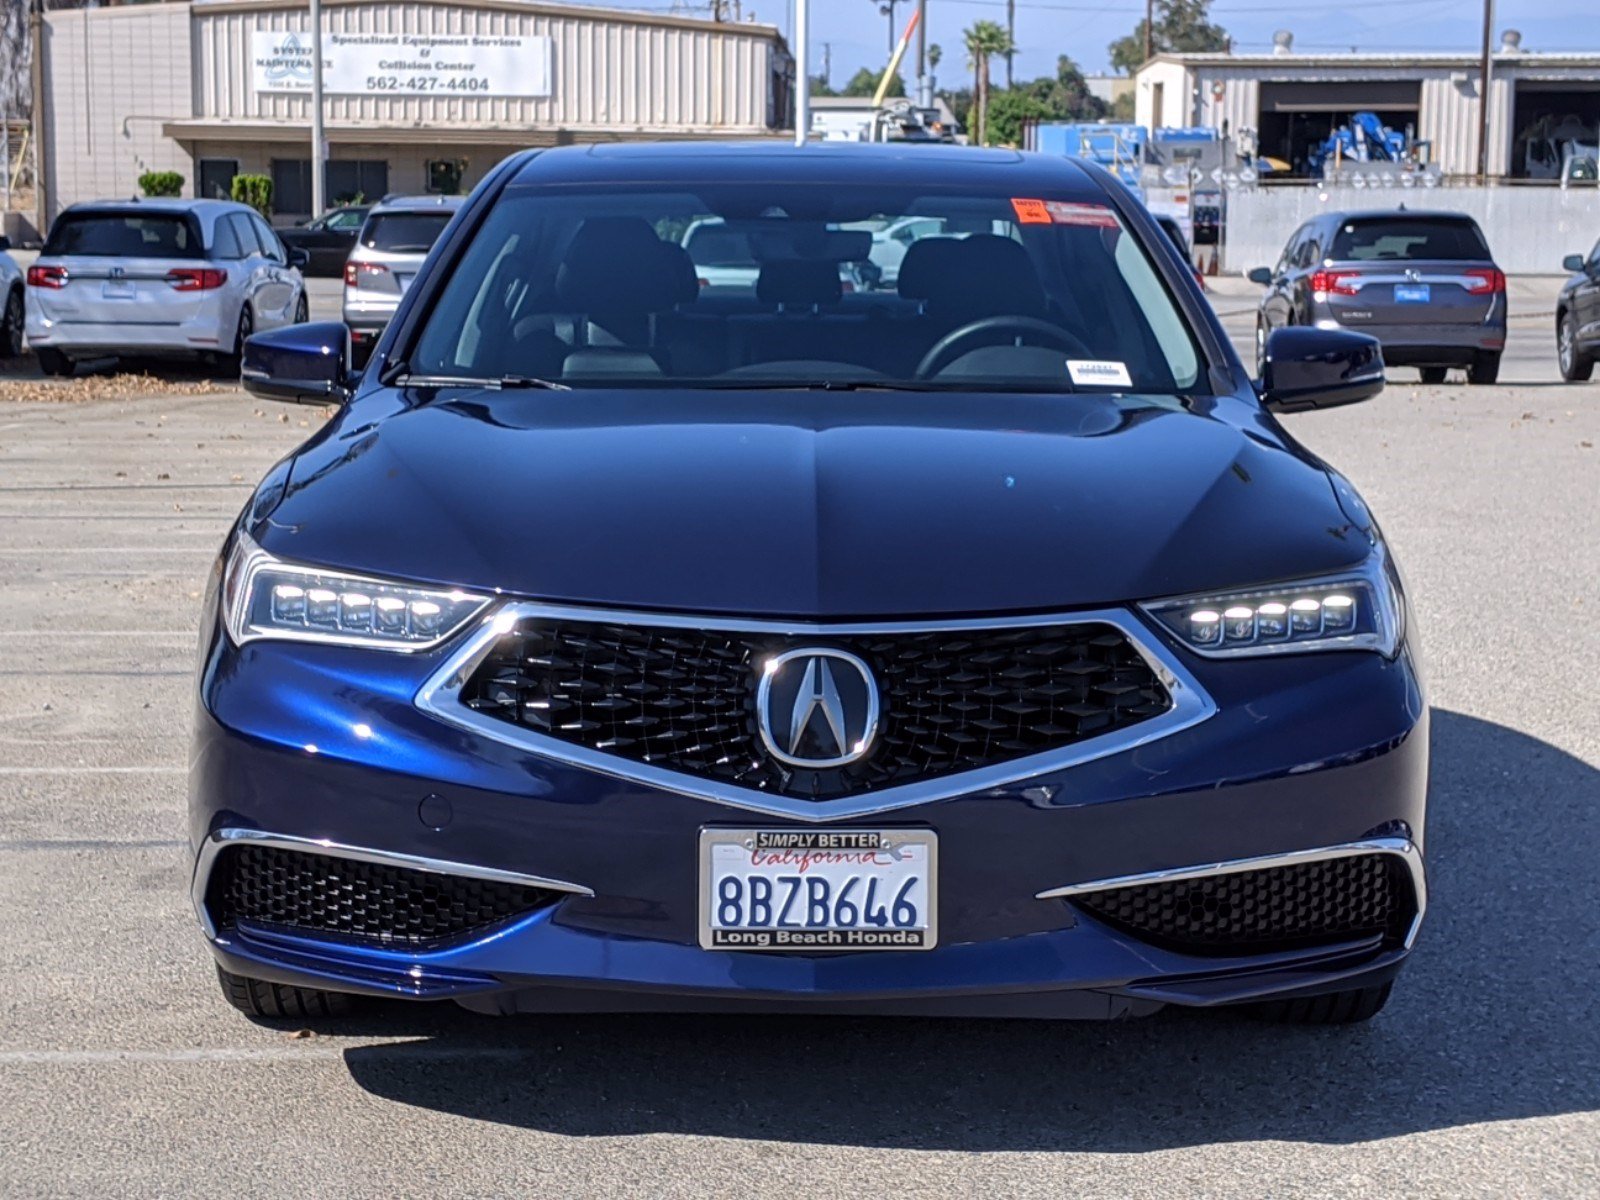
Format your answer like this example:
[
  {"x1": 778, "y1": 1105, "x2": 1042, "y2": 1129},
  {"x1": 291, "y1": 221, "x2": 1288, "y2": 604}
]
[
  {"x1": 794, "y1": 0, "x2": 809, "y2": 147},
  {"x1": 1476, "y1": 0, "x2": 1494, "y2": 182},
  {"x1": 310, "y1": 0, "x2": 327, "y2": 215}
]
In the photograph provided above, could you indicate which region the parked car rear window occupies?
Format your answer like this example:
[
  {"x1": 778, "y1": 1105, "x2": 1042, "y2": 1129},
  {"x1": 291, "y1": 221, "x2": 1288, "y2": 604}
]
[
  {"x1": 360, "y1": 212, "x2": 453, "y2": 254},
  {"x1": 43, "y1": 213, "x2": 202, "y2": 259},
  {"x1": 1330, "y1": 218, "x2": 1491, "y2": 262}
]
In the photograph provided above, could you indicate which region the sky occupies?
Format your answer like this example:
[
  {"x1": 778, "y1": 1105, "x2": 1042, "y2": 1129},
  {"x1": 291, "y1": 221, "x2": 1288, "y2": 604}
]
[{"x1": 707, "y1": 0, "x2": 1600, "y2": 88}]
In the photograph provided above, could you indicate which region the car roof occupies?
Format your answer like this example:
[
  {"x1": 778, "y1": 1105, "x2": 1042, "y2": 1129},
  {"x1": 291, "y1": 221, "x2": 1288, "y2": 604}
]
[
  {"x1": 1320, "y1": 208, "x2": 1483, "y2": 225},
  {"x1": 60, "y1": 198, "x2": 252, "y2": 219},
  {"x1": 507, "y1": 141, "x2": 1104, "y2": 195},
  {"x1": 370, "y1": 195, "x2": 466, "y2": 214}
]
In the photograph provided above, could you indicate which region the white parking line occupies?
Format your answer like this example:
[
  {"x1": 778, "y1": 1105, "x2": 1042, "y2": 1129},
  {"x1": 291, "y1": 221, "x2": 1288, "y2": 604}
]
[
  {"x1": 0, "y1": 630, "x2": 193, "y2": 637},
  {"x1": 0, "y1": 1045, "x2": 547, "y2": 1065},
  {"x1": 0, "y1": 766, "x2": 185, "y2": 775}
]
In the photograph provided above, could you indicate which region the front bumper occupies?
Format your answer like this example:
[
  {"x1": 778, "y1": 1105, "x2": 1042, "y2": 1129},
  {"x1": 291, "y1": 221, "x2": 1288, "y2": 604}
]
[{"x1": 189, "y1": 600, "x2": 1429, "y2": 1018}]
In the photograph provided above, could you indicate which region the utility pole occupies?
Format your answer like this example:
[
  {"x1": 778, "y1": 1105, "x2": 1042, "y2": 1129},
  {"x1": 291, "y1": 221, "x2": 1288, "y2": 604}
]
[
  {"x1": 915, "y1": 0, "x2": 927, "y2": 107},
  {"x1": 310, "y1": 0, "x2": 327, "y2": 216},
  {"x1": 1143, "y1": 0, "x2": 1154, "y2": 64},
  {"x1": 1476, "y1": 0, "x2": 1494, "y2": 182},
  {"x1": 794, "y1": 0, "x2": 809, "y2": 146},
  {"x1": 1005, "y1": 0, "x2": 1014, "y2": 87},
  {"x1": 821, "y1": 41, "x2": 831, "y2": 90}
]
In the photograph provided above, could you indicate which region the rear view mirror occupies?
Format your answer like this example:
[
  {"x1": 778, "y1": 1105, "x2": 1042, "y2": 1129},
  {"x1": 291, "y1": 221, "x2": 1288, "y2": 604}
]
[
  {"x1": 1259, "y1": 326, "x2": 1384, "y2": 414},
  {"x1": 240, "y1": 321, "x2": 352, "y2": 405},
  {"x1": 1563, "y1": 253, "x2": 1587, "y2": 273},
  {"x1": 1246, "y1": 267, "x2": 1273, "y2": 286}
]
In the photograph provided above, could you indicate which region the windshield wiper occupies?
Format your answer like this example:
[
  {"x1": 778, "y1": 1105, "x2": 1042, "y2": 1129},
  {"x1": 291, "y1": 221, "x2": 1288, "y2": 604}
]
[{"x1": 394, "y1": 373, "x2": 570, "y2": 392}]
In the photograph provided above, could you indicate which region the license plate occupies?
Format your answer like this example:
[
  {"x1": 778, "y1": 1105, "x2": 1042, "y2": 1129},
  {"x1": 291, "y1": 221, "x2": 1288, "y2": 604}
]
[
  {"x1": 1394, "y1": 284, "x2": 1430, "y2": 304},
  {"x1": 101, "y1": 280, "x2": 136, "y2": 300},
  {"x1": 699, "y1": 828, "x2": 937, "y2": 951}
]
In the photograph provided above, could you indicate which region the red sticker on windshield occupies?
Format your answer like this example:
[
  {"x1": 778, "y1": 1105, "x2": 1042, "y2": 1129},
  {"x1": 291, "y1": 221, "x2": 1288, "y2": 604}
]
[
  {"x1": 1011, "y1": 198, "x2": 1119, "y2": 228},
  {"x1": 1011, "y1": 198, "x2": 1051, "y2": 224}
]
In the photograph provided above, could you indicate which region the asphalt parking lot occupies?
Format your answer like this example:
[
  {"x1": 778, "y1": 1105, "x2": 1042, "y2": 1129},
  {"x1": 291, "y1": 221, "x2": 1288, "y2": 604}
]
[{"x1": 0, "y1": 287, "x2": 1596, "y2": 1198}]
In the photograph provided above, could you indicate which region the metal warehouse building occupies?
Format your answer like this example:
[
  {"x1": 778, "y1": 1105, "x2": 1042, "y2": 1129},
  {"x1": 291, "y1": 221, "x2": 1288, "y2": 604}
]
[
  {"x1": 1134, "y1": 31, "x2": 1600, "y2": 179},
  {"x1": 32, "y1": 0, "x2": 793, "y2": 227}
]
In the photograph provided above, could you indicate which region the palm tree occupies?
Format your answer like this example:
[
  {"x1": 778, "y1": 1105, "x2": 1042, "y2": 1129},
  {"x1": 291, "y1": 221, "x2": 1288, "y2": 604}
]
[{"x1": 963, "y1": 21, "x2": 1013, "y2": 146}]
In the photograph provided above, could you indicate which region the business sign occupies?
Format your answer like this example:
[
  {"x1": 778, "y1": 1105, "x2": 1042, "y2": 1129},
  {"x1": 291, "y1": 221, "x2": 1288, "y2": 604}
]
[{"x1": 251, "y1": 30, "x2": 552, "y2": 98}]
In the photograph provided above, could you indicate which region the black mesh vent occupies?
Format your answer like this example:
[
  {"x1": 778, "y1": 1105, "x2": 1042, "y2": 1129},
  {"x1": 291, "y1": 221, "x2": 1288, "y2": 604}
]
[
  {"x1": 1072, "y1": 853, "x2": 1412, "y2": 955},
  {"x1": 458, "y1": 619, "x2": 1171, "y2": 799},
  {"x1": 208, "y1": 845, "x2": 559, "y2": 948}
]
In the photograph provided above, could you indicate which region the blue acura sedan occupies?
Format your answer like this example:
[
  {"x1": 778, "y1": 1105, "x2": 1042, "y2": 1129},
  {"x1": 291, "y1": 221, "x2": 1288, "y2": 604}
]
[{"x1": 193, "y1": 143, "x2": 1426, "y2": 1025}]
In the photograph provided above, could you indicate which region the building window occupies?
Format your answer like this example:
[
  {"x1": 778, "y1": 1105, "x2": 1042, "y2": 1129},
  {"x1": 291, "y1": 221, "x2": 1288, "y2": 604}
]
[
  {"x1": 198, "y1": 158, "x2": 238, "y2": 202},
  {"x1": 427, "y1": 158, "x2": 465, "y2": 195},
  {"x1": 326, "y1": 160, "x2": 390, "y2": 206},
  {"x1": 271, "y1": 158, "x2": 313, "y2": 217}
]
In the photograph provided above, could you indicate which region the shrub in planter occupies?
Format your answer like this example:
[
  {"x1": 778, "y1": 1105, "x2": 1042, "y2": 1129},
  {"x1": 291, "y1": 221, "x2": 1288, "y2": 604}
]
[
  {"x1": 231, "y1": 175, "x2": 274, "y2": 216},
  {"x1": 138, "y1": 171, "x2": 184, "y2": 198}
]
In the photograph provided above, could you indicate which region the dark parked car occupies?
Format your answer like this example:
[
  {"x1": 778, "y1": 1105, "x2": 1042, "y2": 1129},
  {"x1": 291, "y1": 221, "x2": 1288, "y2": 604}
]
[
  {"x1": 198, "y1": 144, "x2": 1424, "y2": 1028},
  {"x1": 277, "y1": 205, "x2": 370, "y2": 277},
  {"x1": 1557, "y1": 238, "x2": 1600, "y2": 381},
  {"x1": 1249, "y1": 209, "x2": 1506, "y2": 384}
]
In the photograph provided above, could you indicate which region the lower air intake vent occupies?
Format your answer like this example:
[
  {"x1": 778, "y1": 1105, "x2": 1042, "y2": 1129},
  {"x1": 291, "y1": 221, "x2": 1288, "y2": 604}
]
[
  {"x1": 207, "y1": 845, "x2": 559, "y2": 948},
  {"x1": 1072, "y1": 853, "x2": 1411, "y2": 955}
]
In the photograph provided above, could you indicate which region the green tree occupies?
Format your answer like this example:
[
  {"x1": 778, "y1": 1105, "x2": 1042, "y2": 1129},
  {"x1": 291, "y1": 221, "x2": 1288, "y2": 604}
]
[
  {"x1": 985, "y1": 89, "x2": 1055, "y2": 148},
  {"x1": 962, "y1": 20, "x2": 1013, "y2": 146},
  {"x1": 927, "y1": 43, "x2": 942, "y2": 72},
  {"x1": 1108, "y1": 0, "x2": 1228, "y2": 74},
  {"x1": 841, "y1": 66, "x2": 906, "y2": 98},
  {"x1": 1111, "y1": 91, "x2": 1136, "y2": 121}
]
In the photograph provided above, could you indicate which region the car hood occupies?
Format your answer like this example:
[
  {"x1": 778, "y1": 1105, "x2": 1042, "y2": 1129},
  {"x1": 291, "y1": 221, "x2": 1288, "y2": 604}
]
[{"x1": 259, "y1": 390, "x2": 1367, "y2": 618}]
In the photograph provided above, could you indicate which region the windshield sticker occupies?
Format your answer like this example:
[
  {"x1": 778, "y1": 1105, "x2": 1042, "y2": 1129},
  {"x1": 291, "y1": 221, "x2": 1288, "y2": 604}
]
[
  {"x1": 1012, "y1": 199, "x2": 1120, "y2": 229},
  {"x1": 1067, "y1": 360, "x2": 1133, "y2": 388}
]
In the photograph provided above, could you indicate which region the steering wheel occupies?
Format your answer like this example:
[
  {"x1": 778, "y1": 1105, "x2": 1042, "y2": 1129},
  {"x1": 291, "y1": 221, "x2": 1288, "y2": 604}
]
[{"x1": 914, "y1": 315, "x2": 1096, "y2": 380}]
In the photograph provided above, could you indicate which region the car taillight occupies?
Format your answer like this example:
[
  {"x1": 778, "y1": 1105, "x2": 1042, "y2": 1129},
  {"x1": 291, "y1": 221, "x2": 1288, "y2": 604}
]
[
  {"x1": 1310, "y1": 270, "x2": 1360, "y2": 297},
  {"x1": 165, "y1": 268, "x2": 227, "y2": 291},
  {"x1": 345, "y1": 261, "x2": 393, "y2": 289},
  {"x1": 1464, "y1": 267, "x2": 1505, "y2": 295},
  {"x1": 27, "y1": 265, "x2": 67, "y2": 289}
]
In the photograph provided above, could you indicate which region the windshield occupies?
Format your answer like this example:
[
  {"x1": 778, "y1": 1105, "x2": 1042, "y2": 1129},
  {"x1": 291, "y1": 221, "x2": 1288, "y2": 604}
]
[
  {"x1": 1331, "y1": 218, "x2": 1491, "y2": 262},
  {"x1": 361, "y1": 212, "x2": 453, "y2": 254},
  {"x1": 44, "y1": 213, "x2": 202, "y2": 259},
  {"x1": 408, "y1": 183, "x2": 1204, "y2": 393}
]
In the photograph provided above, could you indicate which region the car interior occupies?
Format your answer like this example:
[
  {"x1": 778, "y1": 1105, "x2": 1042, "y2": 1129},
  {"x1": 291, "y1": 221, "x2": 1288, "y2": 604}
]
[{"x1": 412, "y1": 187, "x2": 1204, "y2": 393}]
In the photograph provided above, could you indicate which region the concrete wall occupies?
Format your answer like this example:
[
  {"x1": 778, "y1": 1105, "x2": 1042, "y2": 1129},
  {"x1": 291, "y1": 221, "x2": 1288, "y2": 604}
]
[
  {"x1": 1223, "y1": 185, "x2": 1600, "y2": 275},
  {"x1": 40, "y1": 5, "x2": 195, "y2": 224}
]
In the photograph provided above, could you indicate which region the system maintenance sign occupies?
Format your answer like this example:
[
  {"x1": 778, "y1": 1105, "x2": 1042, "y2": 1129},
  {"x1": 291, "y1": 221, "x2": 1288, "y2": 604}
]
[{"x1": 252, "y1": 30, "x2": 553, "y2": 98}]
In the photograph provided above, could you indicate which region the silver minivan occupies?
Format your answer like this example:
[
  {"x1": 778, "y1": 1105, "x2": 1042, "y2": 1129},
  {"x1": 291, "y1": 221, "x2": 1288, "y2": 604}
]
[
  {"x1": 24, "y1": 199, "x2": 307, "y2": 375},
  {"x1": 343, "y1": 195, "x2": 463, "y2": 363},
  {"x1": 1250, "y1": 209, "x2": 1507, "y2": 385}
]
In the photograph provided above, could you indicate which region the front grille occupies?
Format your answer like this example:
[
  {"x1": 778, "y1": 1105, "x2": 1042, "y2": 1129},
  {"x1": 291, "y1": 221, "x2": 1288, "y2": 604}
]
[
  {"x1": 1072, "y1": 853, "x2": 1411, "y2": 955},
  {"x1": 207, "y1": 845, "x2": 559, "y2": 948},
  {"x1": 459, "y1": 619, "x2": 1171, "y2": 799}
]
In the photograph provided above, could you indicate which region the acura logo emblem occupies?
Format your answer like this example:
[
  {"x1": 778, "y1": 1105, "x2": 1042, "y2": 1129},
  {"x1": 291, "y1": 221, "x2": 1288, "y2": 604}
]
[{"x1": 756, "y1": 648, "x2": 880, "y2": 769}]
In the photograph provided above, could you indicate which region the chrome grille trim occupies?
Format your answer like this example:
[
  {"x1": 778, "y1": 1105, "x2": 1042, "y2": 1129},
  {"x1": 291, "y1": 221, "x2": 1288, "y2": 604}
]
[
  {"x1": 414, "y1": 602, "x2": 1217, "y2": 823},
  {"x1": 1036, "y1": 836, "x2": 1427, "y2": 950}
]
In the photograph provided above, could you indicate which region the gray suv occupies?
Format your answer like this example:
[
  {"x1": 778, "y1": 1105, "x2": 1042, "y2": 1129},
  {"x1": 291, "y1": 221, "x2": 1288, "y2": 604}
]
[
  {"x1": 1249, "y1": 209, "x2": 1506, "y2": 384},
  {"x1": 343, "y1": 194, "x2": 463, "y2": 364}
]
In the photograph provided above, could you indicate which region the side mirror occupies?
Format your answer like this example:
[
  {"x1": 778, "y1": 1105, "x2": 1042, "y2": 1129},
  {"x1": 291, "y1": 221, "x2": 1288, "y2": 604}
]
[
  {"x1": 286, "y1": 245, "x2": 310, "y2": 270},
  {"x1": 1563, "y1": 253, "x2": 1587, "y2": 273},
  {"x1": 1246, "y1": 266, "x2": 1273, "y2": 286},
  {"x1": 240, "y1": 321, "x2": 352, "y2": 405},
  {"x1": 0, "y1": 235, "x2": 11, "y2": 253},
  {"x1": 1260, "y1": 326, "x2": 1384, "y2": 414}
]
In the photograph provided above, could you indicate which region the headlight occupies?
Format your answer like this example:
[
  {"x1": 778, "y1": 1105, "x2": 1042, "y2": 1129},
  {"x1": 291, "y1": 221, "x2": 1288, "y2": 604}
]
[
  {"x1": 222, "y1": 530, "x2": 491, "y2": 651},
  {"x1": 1140, "y1": 547, "x2": 1402, "y2": 658}
]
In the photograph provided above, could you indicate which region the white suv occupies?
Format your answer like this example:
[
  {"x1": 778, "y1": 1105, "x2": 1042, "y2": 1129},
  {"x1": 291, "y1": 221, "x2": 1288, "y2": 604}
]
[
  {"x1": 24, "y1": 199, "x2": 307, "y2": 375},
  {"x1": 343, "y1": 195, "x2": 463, "y2": 363}
]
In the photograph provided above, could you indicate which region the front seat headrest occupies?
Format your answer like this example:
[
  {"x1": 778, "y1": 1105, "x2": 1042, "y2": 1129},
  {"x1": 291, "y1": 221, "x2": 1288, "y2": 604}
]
[
  {"x1": 896, "y1": 237, "x2": 963, "y2": 301},
  {"x1": 557, "y1": 217, "x2": 697, "y2": 316},
  {"x1": 921, "y1": 234, "x2": 1048, "y2": 322}
]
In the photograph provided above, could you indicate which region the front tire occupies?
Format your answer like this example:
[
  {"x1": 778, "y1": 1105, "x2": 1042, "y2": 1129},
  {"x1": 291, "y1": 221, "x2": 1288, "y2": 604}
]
[
  {"x1": 0, "y1": 287, "x2": 23, "y2": 358},
  {"x1": 215, "y1": 965, "x2": 357, "y2": 1019},
  {"x1": 1418, "y1": 366, "x2": 1447, "y2": 384},
  {"x1": 293, "y1": 293, "x2": 309, "y2": 325},
  {"x1": 1559, "y1": 309, "x2": 1595, "y2": 381},
  {"x1": 1255, "y1": 981, "x2": 1393, "y2": 1025},
  {"x1": 1467, "y1": 351, "x2": 1500, "y2": 385}
]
